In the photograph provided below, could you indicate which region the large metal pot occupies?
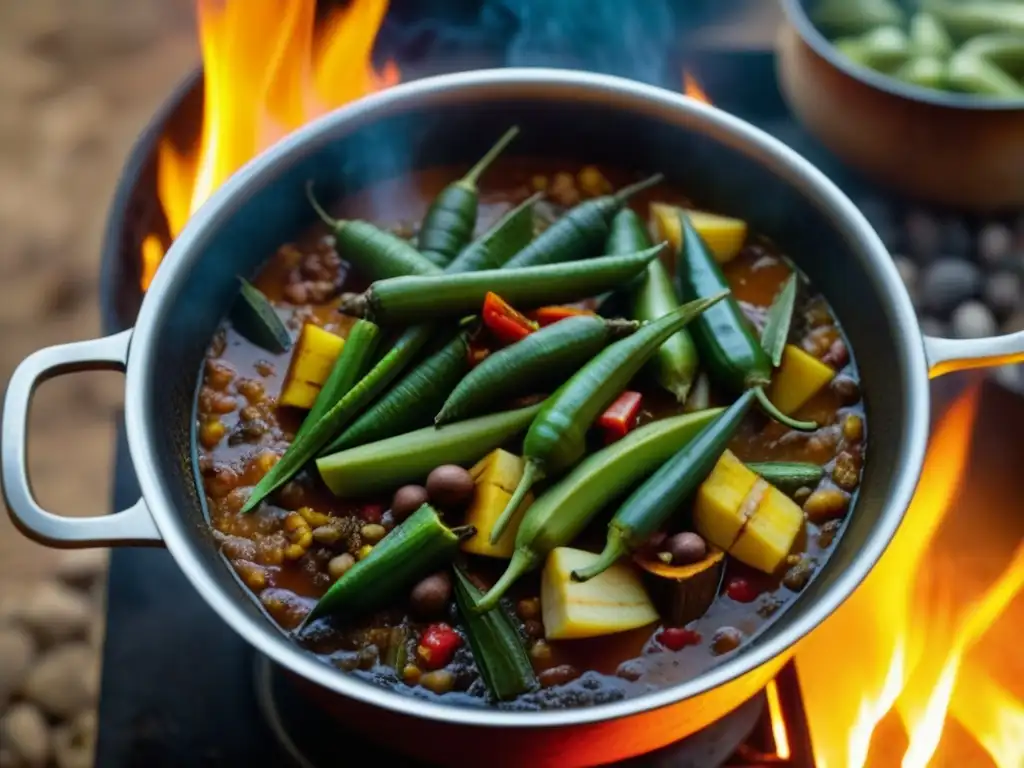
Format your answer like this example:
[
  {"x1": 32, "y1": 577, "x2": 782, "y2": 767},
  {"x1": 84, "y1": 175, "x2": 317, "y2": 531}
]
[{"x1": 4, "y1": 69, "x2": 1022, "y2": 766}]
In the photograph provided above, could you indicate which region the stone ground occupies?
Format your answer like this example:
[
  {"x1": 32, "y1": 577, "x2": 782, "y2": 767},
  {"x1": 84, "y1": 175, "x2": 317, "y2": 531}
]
[{"x1": 0, "y1": 2, "x2": 196, "y2": 766}]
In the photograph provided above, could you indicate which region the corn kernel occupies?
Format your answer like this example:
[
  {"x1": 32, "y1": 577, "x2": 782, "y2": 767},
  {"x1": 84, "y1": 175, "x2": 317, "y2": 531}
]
[
  {"x1": 842, "y1": 413, "x2": 864, "y2": 442},
  {"x1": 356, "y1": 544, "x2": 374, "y2": 560},
  {"x1": 253, "y1": 451, "x2": 280, "y2": 477},
  {"x1": 283, "y1": 543, "x2": 306, "y2": 560},
  {"x1": 360, "y1": 523, "x2": 387, "y2": 544},
  {"x1": 295, "y1": 530, "x2": 313, "y2": 550},
  {"x1": 283, "y1": 512, "x2": 308, "y2": 533},
  {"x1": 199, "y1": 419, "x2": 226, "y2": 449},
  {"x1": 531, "y1": 174, "x2": 548, "y2": 191},
  {"x1": 297, "y1": 506, "x2": 330, "y2": 527}
]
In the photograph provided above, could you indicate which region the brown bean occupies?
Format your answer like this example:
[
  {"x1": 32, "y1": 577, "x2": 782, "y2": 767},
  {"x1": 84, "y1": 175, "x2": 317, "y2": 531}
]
[
  {"x1": 783, "y1": 557, "x2": 816, "y2": 592},
  {"x1": 516, "y1": 597, "x2": 541, "y2": 621},
  {"x1": 831, "y1": 376, "x2": 861, "y2": 405},
  {"x1": 409, "y1": 572, "x2": 452, "y2": 618},
  {"x1": 803, "y1": 488, "x2": 849, "y2": 523},
  {"x1": 391, "y1": 485, "x2": 429, "y2": 521},
  {"x1": 237, "y1": 378, "x2": 265, "y2": 404},
  {"x1": 523, "y1": 619, "x2": 544, "y2": 639},
  {"x1": 822, "y1": 339, "x2": 849, "y2": 369},
  {"x1": 425, "y1": 465, "x2": 475, "y2": 510},
  {"x1": 283, "y1": 282, "x2": 309, "y2": 305},
  {"x1": 710, "y1": 627, "x2": 744, "y2": 656},
  {"x1": 665, "y1": 532, "x2": 706, "y2": 565},
  {"x1": 832, "y1": 452, "x2": 861, "y2": 491},
  {"x1": 818, "y1": 520, "x2": 842, "y2": 549},
  {"x1": 538, "y1": 664, "x2": 581, "y2": 688},
  {"x1": 205, "y1": 359, "x2": 236, "y2": 390},
  {"x1": 199, "y1": 419, "x2": 226, "y2": 449}
]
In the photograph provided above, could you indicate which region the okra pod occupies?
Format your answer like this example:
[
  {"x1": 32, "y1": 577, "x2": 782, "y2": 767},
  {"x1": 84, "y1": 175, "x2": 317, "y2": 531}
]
[
  {"x1": 316, "y1": 402, "x2": 544, "y2": 498},
  {"x1": 307, "y1": 183, "x2": 441, "y2": 279},
  {"x1": 446, "y1": 193, "x2": 541, "y2": 274},
  {"x1": 489, "y1": 293, "x2": 727, "y2": 545},
  {"x1": 504, "y1": 174, "x2": 664, "y2": 268},
  {"x1": 572, "y1": 390, "x2": 756, "y2": 583},
  {"x1": 324, "y1": 331, "x2": 471, "y2": 453},
  {"x1": 435, "y1": 315, "x2": 638, "y2": 426},
  {"x1": 339, "y1": 246, "x2": 666, "y2": 324},
  {"x1": 475, "y1": 408, "x2": 724, "y2": 612},
  {"x1": 675, "y1": 211, "x2": 816, "y2": 432},
  {"x1": 296, "y1": 319, "x2": 381, "y2": 442},
  {"x1": 241, "y1": 324, "x2": 426, "y2": 513},
  {"x1": 418, "y1": 127, "x2": 520, "y2": 266},
  {"x1": 301, "y1": 504, "x2": 470, "y2": 625},
  {"x1": 453, "y1": 567, "x2": 538, "y2": 701},
  {"x1": 610, "y1": 209, "x2": 699, "y2": 402}
]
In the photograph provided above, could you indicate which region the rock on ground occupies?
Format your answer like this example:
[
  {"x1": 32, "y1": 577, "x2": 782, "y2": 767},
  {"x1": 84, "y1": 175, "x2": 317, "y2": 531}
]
[
  {"x1": 21, "y1": 643, "x2": 99, "y2": 719},
  {"x1": 0, "y1": 627, "x2": 35, "y2": 708},
  {"x1": 1, "y1": 703, "x2": 50, "y2": 768}
]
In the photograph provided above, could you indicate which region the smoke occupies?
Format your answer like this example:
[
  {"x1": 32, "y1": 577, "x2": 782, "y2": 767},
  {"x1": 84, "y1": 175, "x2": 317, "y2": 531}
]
[{"x1": 489, "y1": 0, "x2": 677, "y2": 86}]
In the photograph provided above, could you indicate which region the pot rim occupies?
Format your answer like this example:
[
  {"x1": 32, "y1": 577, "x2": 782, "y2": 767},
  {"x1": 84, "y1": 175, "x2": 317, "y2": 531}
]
[
  {"x1": 124, "y1": 67, "x2": 930, "y2": 729},
  {"x1": 780, "y1": 0, "x2": 1024, "y2": 112}
]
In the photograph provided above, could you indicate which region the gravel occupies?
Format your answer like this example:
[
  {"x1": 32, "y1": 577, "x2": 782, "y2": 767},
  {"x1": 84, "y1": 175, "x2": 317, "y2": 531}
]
[
  {"x1": 1, "y1": 703, "x2": 50, "y2": 768},
  {"x1": 22, "y1": 643, "x2": 99, "y2": 719},
  {"x1": 0, "y1": 628, "x2": 34, "y2": 708},
  {"x1": 978, "y1": 222, "x2": 1014, "y2": 266},
  {"x1": 983, "y1": 272, "x2": 1022, "y2": 319},
  {"x1": 951, "y1": 301, "x2": 998, "y2": 339},
  {"x1": 918, "y1": 258, "x2": 982, "y2": 318}
]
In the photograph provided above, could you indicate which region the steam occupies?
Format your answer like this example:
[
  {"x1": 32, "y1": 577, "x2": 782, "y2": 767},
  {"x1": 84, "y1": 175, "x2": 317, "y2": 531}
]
[{"x1": 491, "y1": 0, "x2": 677, "y2": 86}]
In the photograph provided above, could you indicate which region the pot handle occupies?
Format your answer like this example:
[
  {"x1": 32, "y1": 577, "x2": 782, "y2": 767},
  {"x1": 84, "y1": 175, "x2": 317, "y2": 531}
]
[
  {"x1": 924, "y1": 331, "x2": 1024, "y2": 378},
  {"x1": 2, "y1": 330, "x2": 162, "y2": 547}
]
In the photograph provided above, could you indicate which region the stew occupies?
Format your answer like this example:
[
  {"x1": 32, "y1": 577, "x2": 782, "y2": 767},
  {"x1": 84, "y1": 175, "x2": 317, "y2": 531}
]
[{"x1": 194, "y1": 151, "x2": 865, "y2": 711}]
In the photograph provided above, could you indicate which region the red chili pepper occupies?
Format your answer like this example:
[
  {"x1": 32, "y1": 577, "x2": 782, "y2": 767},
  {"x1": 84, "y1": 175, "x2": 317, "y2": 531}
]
[
  {"x1": 482, "y1": 292, "x2": 538, "y2": 344},
  {"x1": 725, "y1": 577, "x2": 760, "y2": 604},
  {"x1": 416, "y1": 623, "x2": 462, "y2": 669},
  {"x1": 597, "y1": 390, "x2": 643, "y2": 443},
  {"x1": 656, "y1": 627, "x2": 701, "y2": 651},
  {"x1": 527, "y1": 305, "x2": 595, "y2": 327}
]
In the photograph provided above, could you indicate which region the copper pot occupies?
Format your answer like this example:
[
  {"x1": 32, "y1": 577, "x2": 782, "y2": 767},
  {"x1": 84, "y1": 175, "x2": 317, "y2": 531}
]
[{"x1": 777, "y1": 0, "x2": 1024, "y2": 211}]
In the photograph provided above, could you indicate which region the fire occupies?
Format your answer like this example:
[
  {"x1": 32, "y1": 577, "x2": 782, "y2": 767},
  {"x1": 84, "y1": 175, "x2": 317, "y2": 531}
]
[
  {"x1": 797, "y1": 385, "x2": 1024, "y2": 767},
  {"x1": 143, "y1": 0, "x2": 399, "y2": 289},
  {"x1": 683, "y1": 71, "x2": 710, "y2": 104}
]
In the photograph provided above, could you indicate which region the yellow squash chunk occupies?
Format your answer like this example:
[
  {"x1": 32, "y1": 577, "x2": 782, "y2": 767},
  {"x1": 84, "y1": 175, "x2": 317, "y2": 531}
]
[
  {"x1": 693, "y1": 450, "x2": 760, "y2": 551},
  {"x1": 279, "y1": 324, "x2": 345, "y2": 409},
  {"x1": 462, "y1": 483, "x2": 533, "y2": 559},
  {"x1": 767, "y1": 344, "x2": 836, "y2": 416},
  {"x1": 469, "y1": 448, "x2": 526, "y2": 494},
  {"x1": 729, "y1": 485, "x2": 804, "y2": 574},
  {"x1": 541, "y1": 547, "x2": 658, "y2": 640},
  {"x1": 650, "y1": 202, "x2": 748, "y2": 263}
]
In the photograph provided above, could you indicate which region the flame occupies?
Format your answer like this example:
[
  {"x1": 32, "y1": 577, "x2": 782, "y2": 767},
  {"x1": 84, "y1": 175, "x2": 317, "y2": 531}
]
[
  {"x1": 683, "y1": 71, "x2": 710, "y2": 104},
  {"x1": 797, "y1": 384, "x2": 1024, "y2": 766},
  {"x1": 765, "y1": 679, "x2": 792, "y2": 761},
  {"x1": 144, "y1": 0, "x2": 399, "y2": 289}
]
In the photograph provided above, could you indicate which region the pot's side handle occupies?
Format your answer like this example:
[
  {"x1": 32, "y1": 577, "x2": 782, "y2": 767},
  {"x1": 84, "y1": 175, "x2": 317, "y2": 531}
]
[
  {"x1": 924, "y1": 331, "x2": 1024, "y2": 378},
  {"x1": 1, "y1": 330, "x2": 162, "y2": 548}
]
